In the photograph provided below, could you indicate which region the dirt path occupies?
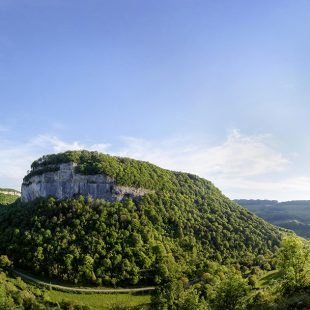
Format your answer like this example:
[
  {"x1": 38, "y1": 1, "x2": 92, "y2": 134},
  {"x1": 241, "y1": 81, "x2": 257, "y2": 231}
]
[{"x1": 12, "y1": 269, "x2": 155, "y2": 293}]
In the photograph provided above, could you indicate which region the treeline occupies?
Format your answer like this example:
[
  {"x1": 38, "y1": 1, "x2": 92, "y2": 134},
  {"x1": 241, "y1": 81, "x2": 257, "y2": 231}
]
[{"x1": 26, "y1": 150, "x2": 210, "y2": 192}]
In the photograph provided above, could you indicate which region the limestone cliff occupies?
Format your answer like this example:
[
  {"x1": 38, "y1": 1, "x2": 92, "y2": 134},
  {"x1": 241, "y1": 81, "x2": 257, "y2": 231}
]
[{"x1": 21, "y1": 162, "x2": 153, "y2": 203}]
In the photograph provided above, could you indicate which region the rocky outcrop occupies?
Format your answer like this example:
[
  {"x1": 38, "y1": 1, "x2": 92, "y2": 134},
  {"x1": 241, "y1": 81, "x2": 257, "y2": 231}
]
[{"x1": 21, "y1": 162, "x2": 153, "y2": 203}]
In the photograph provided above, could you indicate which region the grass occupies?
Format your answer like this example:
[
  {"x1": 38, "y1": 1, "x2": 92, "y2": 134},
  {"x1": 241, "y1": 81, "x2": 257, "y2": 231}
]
[
  {"x1": 0, "y1": 193, "x2": 19, "y2": 205},
  {"x1": 9, "y1": 270, "x2": 153, "y2": 309},
  {"x1": 258, "y1": 270, "x2": 283, "y2": 288},
  {"x1": 45, "y1": 289, "x2": 152, "y2": 309},
  {"x1": 5, "y1": 272, "x2": 152, "y2": 309}
]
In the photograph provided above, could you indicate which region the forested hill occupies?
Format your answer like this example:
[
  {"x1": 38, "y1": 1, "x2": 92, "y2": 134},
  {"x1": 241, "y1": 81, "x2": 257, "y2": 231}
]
[
  {"x1": 0, "y1": 188, "x2": 20, "y2": 206},
  {"x1": 236, "y1": 199, "x2": 310, "y2": 239},
  {"x1": 0, "y1": 151, "x2": 283, "y2": 286}
]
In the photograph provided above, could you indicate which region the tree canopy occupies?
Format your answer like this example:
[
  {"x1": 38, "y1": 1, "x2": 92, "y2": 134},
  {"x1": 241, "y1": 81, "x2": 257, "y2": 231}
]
[{"x1": 2, "y1": 151, "x2": 283, "y2": 287}]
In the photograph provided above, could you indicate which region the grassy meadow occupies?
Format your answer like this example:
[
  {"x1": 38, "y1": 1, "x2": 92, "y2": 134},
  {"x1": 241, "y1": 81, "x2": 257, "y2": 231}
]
[{"x1": 45, "y1": 290, "x2": 152, "y2": 309}]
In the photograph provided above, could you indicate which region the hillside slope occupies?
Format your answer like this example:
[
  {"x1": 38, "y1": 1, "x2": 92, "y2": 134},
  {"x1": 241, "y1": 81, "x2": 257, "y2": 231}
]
[
  {"x1": 0, "y1": 188, "x2": 20, "y2": 206},
  {"x1": 236, "y1": 199, "x2": 310, "y2": 239},
  {"x1": 0, "y1": 151, "x2": 283, "y2": 286}
]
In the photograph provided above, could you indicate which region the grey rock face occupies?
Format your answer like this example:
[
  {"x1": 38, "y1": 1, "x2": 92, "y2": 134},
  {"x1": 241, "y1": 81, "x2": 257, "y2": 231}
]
[{"x1": 21, "y1": 163, "x2": 153, "y2": 203}]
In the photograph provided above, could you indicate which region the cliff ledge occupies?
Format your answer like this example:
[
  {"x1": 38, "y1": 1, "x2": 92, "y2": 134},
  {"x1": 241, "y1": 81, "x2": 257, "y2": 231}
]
[{"x1": 21, "y1": 162, "x2": 152, "y2": 202}]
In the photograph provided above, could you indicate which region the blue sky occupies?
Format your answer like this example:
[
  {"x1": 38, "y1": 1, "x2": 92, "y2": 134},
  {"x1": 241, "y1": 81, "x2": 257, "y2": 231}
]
[{"x1": 0, "y1": 0, "x2": 310, "y2": 200}]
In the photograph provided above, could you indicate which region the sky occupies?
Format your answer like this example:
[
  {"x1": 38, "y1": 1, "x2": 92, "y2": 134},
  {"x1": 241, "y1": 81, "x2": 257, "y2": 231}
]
[{"x1": 0, "y1": 0, "x2": 310, "y2": 201}]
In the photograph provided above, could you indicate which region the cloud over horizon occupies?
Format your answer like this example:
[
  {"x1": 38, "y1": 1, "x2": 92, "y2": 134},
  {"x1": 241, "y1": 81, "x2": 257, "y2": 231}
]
[
  {"x1": 0, "y1": 130, "x2": 308, "y2": 201},
  {"x1": 117, "y1": 130, "x2": 289, "y2": 178}
]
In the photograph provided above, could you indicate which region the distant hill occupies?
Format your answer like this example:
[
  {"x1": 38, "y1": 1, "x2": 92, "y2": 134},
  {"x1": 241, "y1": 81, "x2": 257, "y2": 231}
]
[
  {"x1": 236, "y1": 199, "x2": 310, "y2": 239},
  {"x1": 0, "y1": 188, "x2": 20, "y2": 206},
  {"x1": 0, "y1": 151, "x2": 284, "y2": 286}
]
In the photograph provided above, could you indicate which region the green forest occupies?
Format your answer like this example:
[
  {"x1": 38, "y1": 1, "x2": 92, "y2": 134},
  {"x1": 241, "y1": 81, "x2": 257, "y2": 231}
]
[
  {"x1": 0, "y1": 151, "x2": 309, "y2": 309},
  {"x1": 3, "y1": 152, "x2": 282, "y2": 285}
]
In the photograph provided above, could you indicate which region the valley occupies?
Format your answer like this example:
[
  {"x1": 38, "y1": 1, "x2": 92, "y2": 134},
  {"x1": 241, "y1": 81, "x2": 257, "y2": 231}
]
[{"x1": 236, "y1": 199, "x2": 310, "y2": 239}]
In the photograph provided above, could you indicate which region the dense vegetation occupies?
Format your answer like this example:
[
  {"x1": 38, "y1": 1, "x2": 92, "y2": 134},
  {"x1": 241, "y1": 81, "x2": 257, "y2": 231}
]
[
  {"x1": 0, "y1": 236, "x2": 310, "y2": 310},
  {"x1": 0, "y1": 193, "x2": 280, "y2": 288},
  {"x1": 2, "y1": 236, "x2": 310, "y2": 309},
  {"x1": 8, "y1": 151, "x2": 310, "y2": 309},
  {"x1": 152, "y1": 235, "x2": 310, "y2": 309},
  {"x1": 236, "y1": 199, "x2": 310, "y2": 239},
  {"x1": 1, "y1": 151, "x2": 283, "y2": 288},
  {"x1": 25, "y1": 150, "x2": 189, "y2": 190}
]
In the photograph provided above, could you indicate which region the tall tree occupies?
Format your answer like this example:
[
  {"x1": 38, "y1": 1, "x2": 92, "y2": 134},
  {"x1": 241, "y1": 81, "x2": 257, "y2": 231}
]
[{"x1": 276, "y1": 236, "x2": 310, "y2": 291}]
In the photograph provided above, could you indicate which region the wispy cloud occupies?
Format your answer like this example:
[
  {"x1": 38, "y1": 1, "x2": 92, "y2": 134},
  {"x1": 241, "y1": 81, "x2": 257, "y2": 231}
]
[
  {"x1": 30, "y1": 135, "x2": 110, "y2": 153},
  {"x1": 114, "y1": 130, "x2": 308, "y2": 200},
  {"x1": 0, "y1": 130, "x2": 308, "y2": 201},
  {"x1": 117, "y1": 130, "x2": 289, "y2": 179},
  {"x1": 0, "y1": 135, "x2": 109, "y2": 189},
  {"x1": 218, "y1": 176, "x2": 310, "y2": 201}
]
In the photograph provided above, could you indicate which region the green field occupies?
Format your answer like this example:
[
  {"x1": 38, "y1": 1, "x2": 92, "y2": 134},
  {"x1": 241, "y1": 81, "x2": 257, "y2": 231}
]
[
  {"x1": 0, "y1": 192, "x2": 19, "y2": 205},
  {"x1": 1, "y1": 271, "x2": 152, "y2": 309},
  {"x1": 46, "y1": 290, "x2": 152, "y2": 309},
  {"x1": 258, "y1": 270, "x2": 283, "y2": 288}
]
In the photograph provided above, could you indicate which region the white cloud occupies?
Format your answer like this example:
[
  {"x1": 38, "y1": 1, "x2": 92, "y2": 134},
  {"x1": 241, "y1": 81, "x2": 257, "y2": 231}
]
[
  {"x1": 117, "y1": 130, "x2": 289, "y2": 179},
  {"x1": 30, "y1": 135, "x2": 110, "y2": 153},
  {"x1": 218, "y1": 176, "x2": 310, "y2": 201},
  {"x1": 0, "y1": 135, "x2": 110, "y2": 190},
  {"x1": 115, "y1": 131, "x2": 308, "y2": 200},
  {"x1": 31, "y1": 135, "x2": 85, "y2": 152},
  {"x1": 0, "y1": 130, "x2": 308, "y2": 201}
]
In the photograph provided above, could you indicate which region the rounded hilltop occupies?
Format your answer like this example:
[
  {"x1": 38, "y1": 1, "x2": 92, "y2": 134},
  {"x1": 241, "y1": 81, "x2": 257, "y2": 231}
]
[
  {"x1": 1, "y1": 150, "x2": 283, "y2": 288},
  {"x1": 21, "y1": 150, "x2": 205, "y2": 202}
]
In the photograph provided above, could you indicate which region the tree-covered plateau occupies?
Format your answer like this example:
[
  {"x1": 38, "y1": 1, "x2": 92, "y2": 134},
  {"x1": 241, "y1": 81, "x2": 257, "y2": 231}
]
[{"x1": 2, "y1": 151, "x2": 283, "y2": 287}]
